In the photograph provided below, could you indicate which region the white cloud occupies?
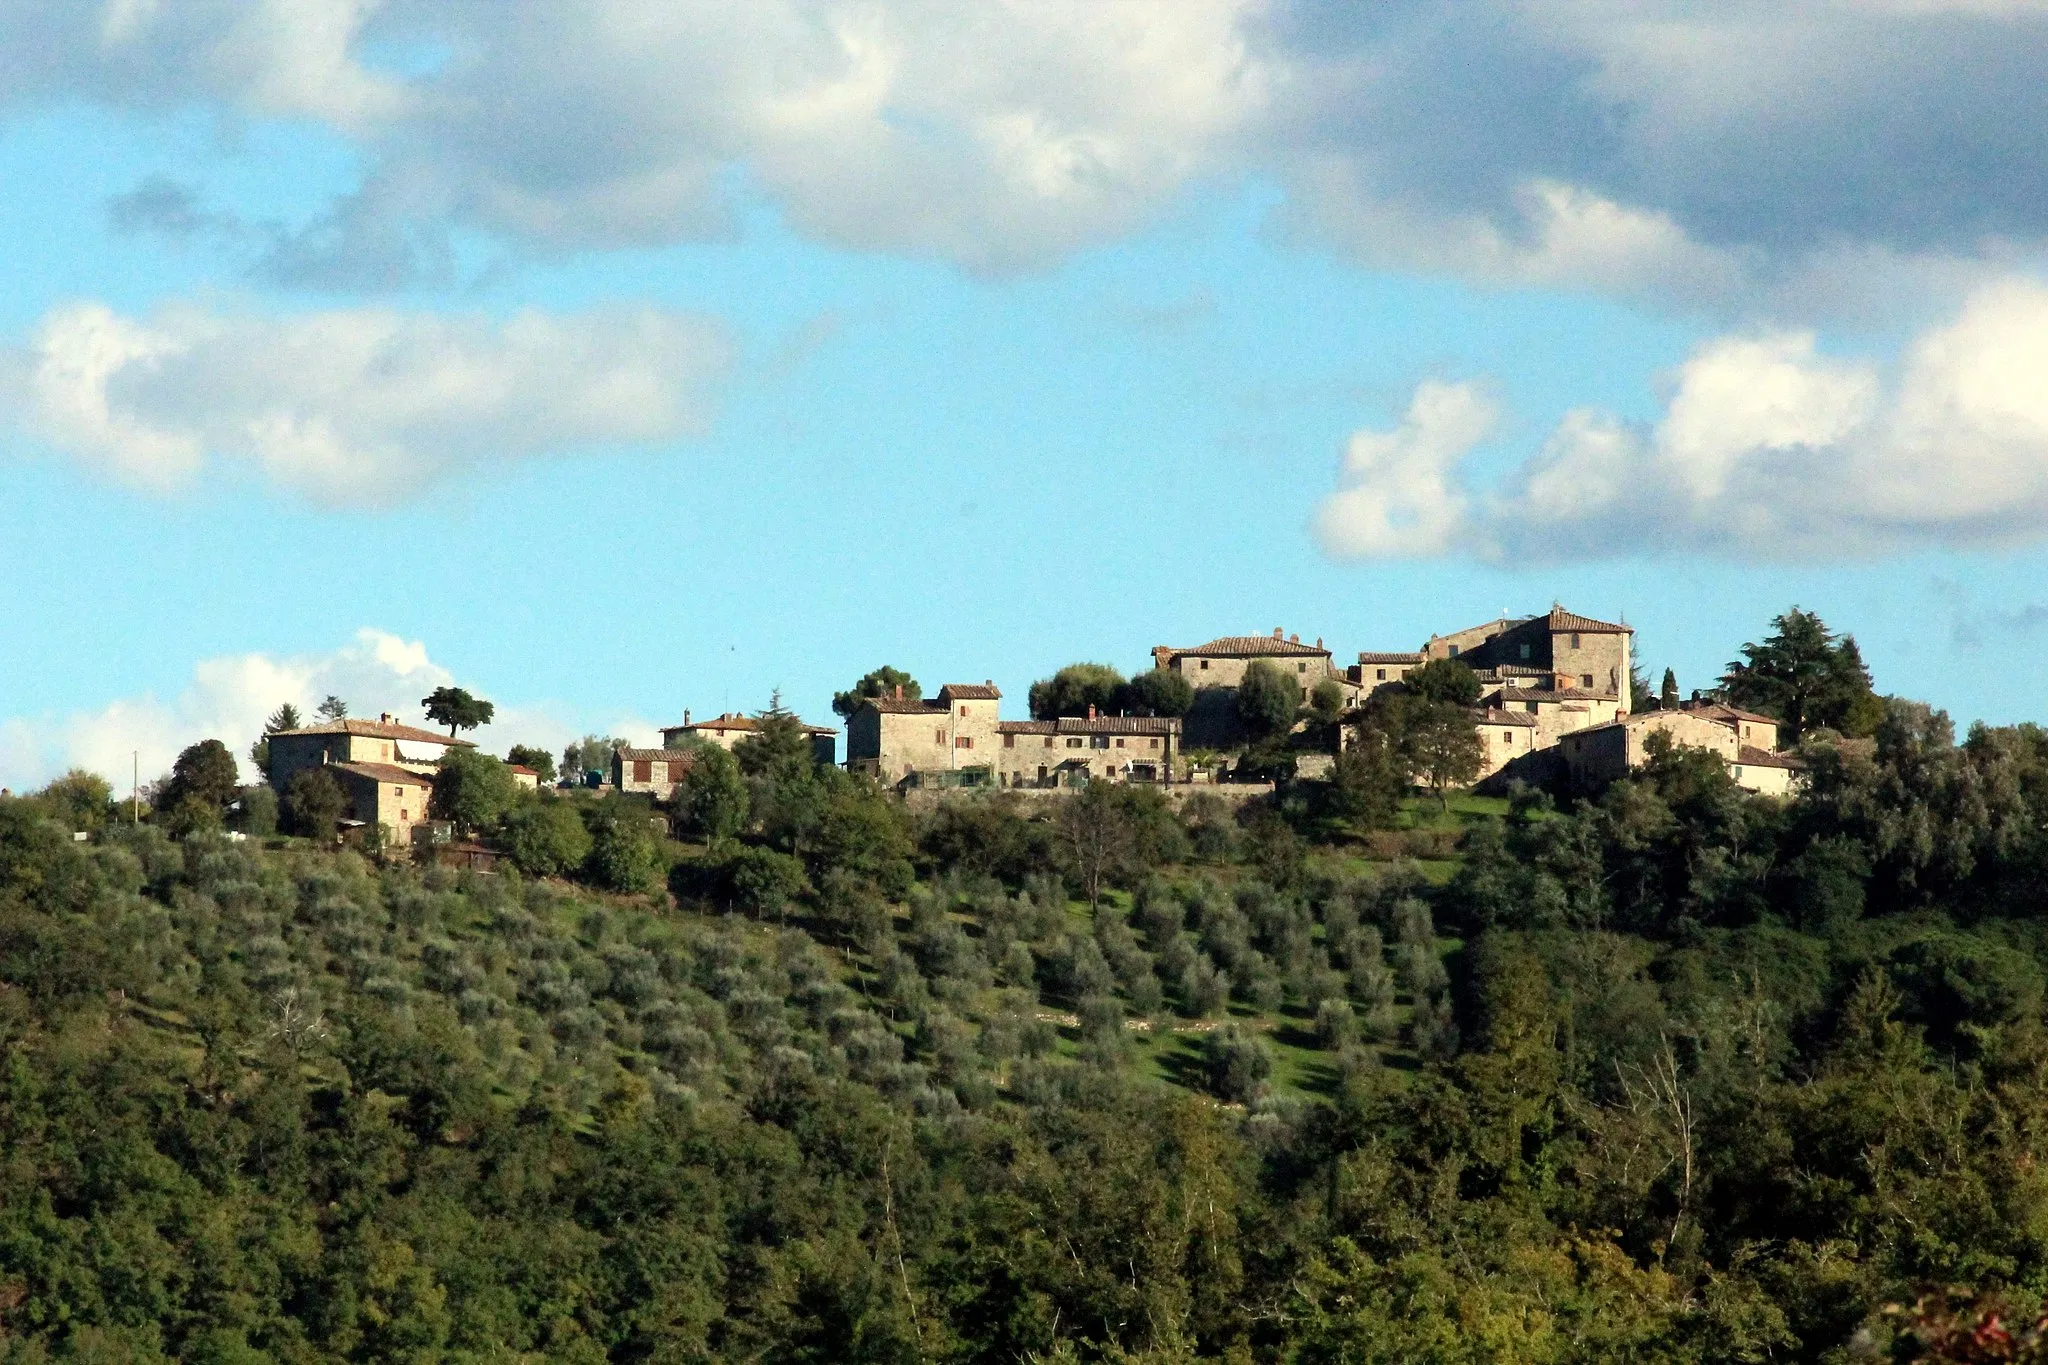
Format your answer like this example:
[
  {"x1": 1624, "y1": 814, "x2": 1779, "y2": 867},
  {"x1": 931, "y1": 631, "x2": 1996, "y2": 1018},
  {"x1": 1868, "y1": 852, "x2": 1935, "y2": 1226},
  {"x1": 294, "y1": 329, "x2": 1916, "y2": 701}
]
[
  {"x1": 13, "y1": 1, "x2": 2048, "y2": 308},
  {"x1": 0, "y1": 627, "x2": 657, "y2": 794},
  {"x1": 1314, "y1": 276, "x2": 2048, "y2": 561},
  {"x1": 1311, "y1": 379, "x2": 1492, "y2": 558},
  {"x1": 4, "y1": 299, "x2": 732, "y2": 503}
]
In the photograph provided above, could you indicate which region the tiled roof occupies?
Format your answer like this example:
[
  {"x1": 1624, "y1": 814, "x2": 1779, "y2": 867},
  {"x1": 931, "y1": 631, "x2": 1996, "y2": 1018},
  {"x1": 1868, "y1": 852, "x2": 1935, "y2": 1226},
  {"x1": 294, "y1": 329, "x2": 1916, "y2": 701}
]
[
  {"x1": 274, "y1": 718, "x2": 474, "y2": 747},
  {"x1": 938, "y1": 683, "x2": 1002, "y2": 700},
  {"x1": 1737, "y1": 745, "x2": 1804, "y2": 770},
  {"x1": 1162, "y1": 634, "x2": 1331, "y2": 659},
  {"x1": 1491, "y1": 686, "x2": 1619, "y2": 703},
  {"x1": 1685, "y1": 702, "x2": 1780, "y2": 726},
  {"x1": 998, "y1": 716, "x2": 1182, "y2": 735},
  {"x1": 507, "y1": 764, "x2": 538, "y2": 776},
  {"x1": 1473, "y1": 708, "x2": 1539, "y2": 727},
  {"x1": 1356, "y1": 651, "x2": 1423, "y2": 664},
  {"x1": 671, "y1": 711, "x2": 836, "y2": 735},
  {"x1": 1547, "y1": 606, "x2": 1632, "y2": 634},
  {"x1": 331, "y1": 761, "x2": 435, "y2": 785},
  {"x1": 863, "y1": 697, "x2": 945, "y2": 715},
  {"x1": 617, "y1": 748, "x2": 698, "y2": 763}
]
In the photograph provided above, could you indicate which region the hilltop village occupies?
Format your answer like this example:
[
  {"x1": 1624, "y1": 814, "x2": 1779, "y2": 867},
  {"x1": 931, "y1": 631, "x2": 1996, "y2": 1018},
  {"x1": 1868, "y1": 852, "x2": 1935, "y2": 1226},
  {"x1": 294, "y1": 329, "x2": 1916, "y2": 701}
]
[{"x1": 257, "y1": 603, "x2": 1803, "y2": 852}]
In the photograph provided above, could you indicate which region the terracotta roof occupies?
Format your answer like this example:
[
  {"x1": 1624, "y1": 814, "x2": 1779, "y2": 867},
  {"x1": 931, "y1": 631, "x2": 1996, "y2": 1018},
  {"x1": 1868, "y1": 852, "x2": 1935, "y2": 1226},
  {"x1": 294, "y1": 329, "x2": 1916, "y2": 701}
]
[
  {"x1": 670, "y1": 711, "x2": 836, "y2": 736},
  {"x1": 507, "y1": 764, "x2": 538, "y2": 776},
  {"x1": 1161, "y1": 634, "x2": 1331, "y2": 659},
  {"x1": 1547, "y1": 606, "x2": 1632, "y2": 635},
  {"x1": 274, "y1": 718, "x2": 474, "y2": 747},
  {"x1": 331, "y1": 761, "x2": 435, "y2": 785},
  {"x1": 617, "y1": 748, "x2": 697, "y2": 764},
  {"x1": 1737, "y1": 745, "x2": 1805, "y2": 770},
  {"x1": 998, "y1": 716, "x2": 1182, "y2": 735},
  {"x1": 1492, "y1": 686, "x2": 1619, "y2": 703},
  {"x1": 862, "y1": 697, "x2": 944, "y2": 715},
  {"x1": 1685, "y1": 702, "x2": 1779, "y2": 726},
  {"x1": 938, "y1": 683, "x2": 1002, "y2": 701},
  {"x1": 1356, "y1": 651, "x2": 1423, "y2": 664},
  {"x1": 1473, "y1": 708, "x2": 1539, "y2": 727}
]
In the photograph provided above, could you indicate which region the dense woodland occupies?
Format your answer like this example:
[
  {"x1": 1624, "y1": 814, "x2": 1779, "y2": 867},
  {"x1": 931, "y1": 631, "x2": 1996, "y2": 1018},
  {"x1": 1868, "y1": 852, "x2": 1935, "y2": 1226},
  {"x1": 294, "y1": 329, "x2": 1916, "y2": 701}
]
[{"x1": 5, "y1": 612, "x2": 2048, "y2": 1362}]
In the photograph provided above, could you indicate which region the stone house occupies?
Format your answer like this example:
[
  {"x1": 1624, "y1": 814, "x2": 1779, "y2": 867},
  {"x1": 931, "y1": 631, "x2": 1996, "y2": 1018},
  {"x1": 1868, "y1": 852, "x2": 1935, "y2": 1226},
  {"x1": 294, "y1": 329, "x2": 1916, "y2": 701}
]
[
  {"x1": 324, "y1": 761, "x2": 437, "y2": 847},
  {"x1": 611, "y1": 748, "x2": 696, "y2": 800},
  {"x1": 1425, "y1": 606, "x2": 1635, "y2": 707},
  {"x1": 1472, "y1": 709, "x2": 1542, "y2": 780},
  {"x1": 661, "y1": 710, "x2": 838, "y2": 766},
  {"x1": 845, "y1": 683, "x2": 1003, "y2": 783},
  {"x1": 1484, "y1": 687, "x2": 1625, "y2": 746},
  {"x1": 1347, "y1": 651, "x2": 1423, "y2": 694},
  {"x1": 1150, "y1": 630, "x2": 1337, "y2": 746},
  {"x1": 1680, "y1": 703, "x2": 1781, "y2": 752},
  {"x1": 1560, "y1": 709, "x2": 1804, "y2": 795},
  {"x1": 266, "y1": 715, "x2": 471, "y2": 791},
  {"x1": 508, "y1": 764, "x2": 541, "y2": 791},
  {"x1": 995, "y1": 712, "x2": 1182, "y2": 787}
]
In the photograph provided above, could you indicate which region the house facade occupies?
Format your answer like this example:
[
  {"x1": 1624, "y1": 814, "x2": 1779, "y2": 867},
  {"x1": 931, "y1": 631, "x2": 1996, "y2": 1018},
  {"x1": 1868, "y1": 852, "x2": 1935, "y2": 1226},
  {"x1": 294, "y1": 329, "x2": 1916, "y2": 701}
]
[
  {"x1": 1150, "y1": 630, "x2": 1337, "y2": 746},
  {"x1": 266, "y1": 715, "x2": 471, "y2": 791},
  {"x1": 324, "y1": 761, "x2": 437, "y2": 846},
  {"x1": 995, "y1": 712, "x2": 1182, "y2": 787},
  {"x1": 1424, "y1": 606, "x2": 1635, "y2": 708},
  {"x1": 660, "y1": 710, "x2": 838, "y2": 766},
  {"x1": 612, "y1": 748, "x2": 696, "y2": 800},
  {"x1": 1560, "y1": 709, "x2": 1805, "y2": 795},
  {"x1": 845, "y1": 683, "x2": 1003, "y2": 783}
]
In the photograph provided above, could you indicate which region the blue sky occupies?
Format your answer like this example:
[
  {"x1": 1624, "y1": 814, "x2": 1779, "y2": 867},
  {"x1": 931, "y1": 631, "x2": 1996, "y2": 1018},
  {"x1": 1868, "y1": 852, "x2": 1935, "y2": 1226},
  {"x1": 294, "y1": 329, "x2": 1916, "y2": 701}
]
[{"x1": 4, "y1": 2, "x2": 2047, "y2": 787}]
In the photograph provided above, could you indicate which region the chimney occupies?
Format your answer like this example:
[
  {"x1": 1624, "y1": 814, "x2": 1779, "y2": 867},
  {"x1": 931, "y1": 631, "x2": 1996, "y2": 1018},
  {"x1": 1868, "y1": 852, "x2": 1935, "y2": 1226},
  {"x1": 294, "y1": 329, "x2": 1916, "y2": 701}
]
[
  {"x1": 893, "y1": 684, "x2": 903, "y2": 700},
  {"x1": 1315, "y1": 637, "x2": 1323, "y2": 649},
  {"x1": 984, "y1": 679, "x2": 993, "y2": 687},
  {"x1": 1273, "y1": 627, "x2": 1283, "y2": 639},
  {"x1": 380, "y1": 712, "x2": 391, "y2": 723},
  {"x1": 1087, "y1": 704, "x2": 1097, "y2": 720},
  {"x1": 1290, "y1": 633, "x2": 1299, "y2": 644},
  {"x1": 684, "y1": 709, "x2": 691, "y2": 725}
]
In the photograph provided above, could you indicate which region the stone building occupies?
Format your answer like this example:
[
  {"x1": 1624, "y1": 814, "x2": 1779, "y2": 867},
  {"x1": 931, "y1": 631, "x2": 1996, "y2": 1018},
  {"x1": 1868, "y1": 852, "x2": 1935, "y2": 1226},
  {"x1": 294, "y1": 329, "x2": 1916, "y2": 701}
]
[
  {"x1": 1560, "y1": 709, "x2": 1805, "y2": 795},
  {"x1": 660, "y1": 710, "x2": 837, "y2": 766},
  {"x1": 845, "y1": 683, "x2": 1003, "y2": 783},
  {"x1": 266, "y1": 715, "x2": 471, "y2": 791},
  {"x1": 1424, "y1": 606, "x2": 1635, "y2": 707},
  {"x1": 1150, "y1": 630, "x2": 1337, "y2": 746},
  {"x1": 995, "y1": 712, "x2": 1182, "y2": 787},
  {"x1": 612, "y1": 748, "x2": 696, "y2": 800},
  {"x1": 1472, "y1": 708, "x2": 1542, "y2": 780},
  {"x1": 1347, "y1": 651, "x2": 1423, "y2": 694},
  {"x1": 324, "y1": 761, "x2": 437, "y2": 847}
]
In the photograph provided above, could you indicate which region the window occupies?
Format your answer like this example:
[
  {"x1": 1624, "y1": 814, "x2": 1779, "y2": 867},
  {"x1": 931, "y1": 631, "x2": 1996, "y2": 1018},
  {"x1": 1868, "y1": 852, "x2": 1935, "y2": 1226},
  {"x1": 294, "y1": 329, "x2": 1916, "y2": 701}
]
[
  {"x1": 633, "y1": 759, "x2": 652, "y2": 782},
  {"x1": 1570, "y1": 632, "x2": 1582, "y2": 648},
  {"x1": 1044, "y1": 737, "x2": 1055, "y2": 748},
  {"x1": 1448, "y1": 644, "x2": 1460, "y2": 656},
  {"x1": 1375, "y1": 668, "x2": 1387, "y2": 681},
  {"x1": 1004, "y1": 733, "x2": 1015, "y2": 748},
  {"x1": 936, "y1": 729, "x2": 946, "y2": 744},
  {"x1": 1199, "y1": 659, "x2": 1210, "y2": 670},
  {"x1": 1581, "y1": 674, "x2": 1594, "y2": 688},
  {"x1": 1297, "y1": 662, "x2": 1307, "y2": 673},
  {"x1": 1149, "y1": 738, "x2": 1160, "y2": 749},
  {"x1": 669, "y1": 761, "x2": 687, "y2": 780},
  {"x1": 1115, "y1": 737, "x2": 1125, "y2": 748},
  {"x1": 1503, "y1": 730, "x2": 1513, "y2": 742},
  {"x1": 1091, "y1": 735, "x2": 1110, "y2": 749},
  {"x1": 1519, "y1": 643, "x2": 1531, "y2": 660},
  {"x1": 1526, "y1": 701, "x2": 1539, "y2": 713},
  {"x1": 959, "y1": 705, "x2": 968, "y2": 717},
  {"x1": 956, "y1": 736, "x2": 973, "y2": 749},
  {"x1": 1067, "y1": 738, "x2": 1084, "y2": 748}
]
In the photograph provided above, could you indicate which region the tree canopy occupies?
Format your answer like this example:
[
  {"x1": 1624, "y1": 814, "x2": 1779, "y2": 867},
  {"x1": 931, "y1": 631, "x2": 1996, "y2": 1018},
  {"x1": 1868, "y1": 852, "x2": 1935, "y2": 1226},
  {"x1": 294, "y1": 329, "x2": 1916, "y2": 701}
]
[
  {"x1": 1721, "y1": 607, "x2": 1882, "y2": 740},
  {"x1": 1235, "y1": 659, "x2": 1300, "y2": 739},
  {"x1": 1407, "y1": 656, "x2": 1483, "y2": 705},
  {"x1": 504, "y1": 743, "x2": 557, "y2": 781},
  {"x1": 832, "y1": 665, "x2": 921, "y2": 717},
  {"x1": 1028, "y1": 663, "x2": 1127, "y2": 719},
  {"x1": 421, "y1": 685, "x2": 495, "y2": 738},
  {"x1": 1125, "y1": 666, "x2": 1195, "y2": 718},
  {"x1": 315, "y1": 694, "x2": 348, "y2": 721}
]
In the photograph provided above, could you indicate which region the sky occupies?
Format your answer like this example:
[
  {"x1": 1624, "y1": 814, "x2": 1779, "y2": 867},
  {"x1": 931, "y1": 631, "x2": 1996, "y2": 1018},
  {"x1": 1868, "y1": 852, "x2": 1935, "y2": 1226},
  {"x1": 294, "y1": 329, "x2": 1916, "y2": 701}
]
[{"x1": 4, "y1": 0, "x2": 2048, "y2": 791}]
